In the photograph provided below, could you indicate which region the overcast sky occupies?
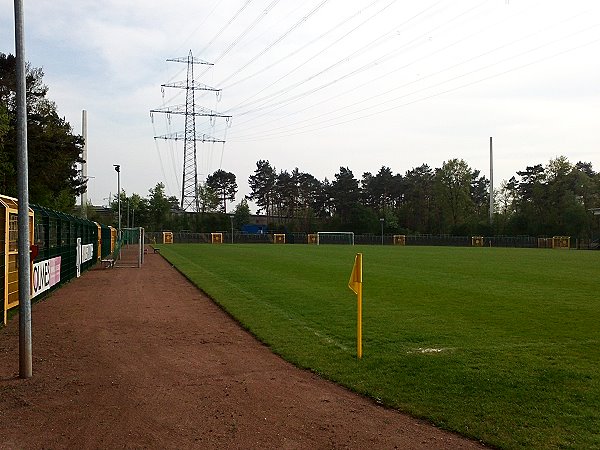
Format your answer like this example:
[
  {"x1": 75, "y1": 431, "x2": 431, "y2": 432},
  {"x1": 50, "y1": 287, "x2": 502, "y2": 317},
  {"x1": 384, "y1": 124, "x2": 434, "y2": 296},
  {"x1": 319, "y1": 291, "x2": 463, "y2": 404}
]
[{"x1": 2, "y1": 0, "x2": 599, "y2": 212}]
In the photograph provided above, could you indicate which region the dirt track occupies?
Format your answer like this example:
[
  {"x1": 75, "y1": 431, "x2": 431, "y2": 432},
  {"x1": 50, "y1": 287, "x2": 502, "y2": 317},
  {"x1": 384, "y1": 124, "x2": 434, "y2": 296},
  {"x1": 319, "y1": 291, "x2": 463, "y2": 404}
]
[{"x1": 0, "y1": 249, "x2": 484, "y2": 449}]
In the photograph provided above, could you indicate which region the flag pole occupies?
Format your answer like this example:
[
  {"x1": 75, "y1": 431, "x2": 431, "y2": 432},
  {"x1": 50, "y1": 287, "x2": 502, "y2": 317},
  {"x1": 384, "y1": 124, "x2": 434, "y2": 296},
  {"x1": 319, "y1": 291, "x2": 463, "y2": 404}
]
[
  {"x1": 357, "y1": 279, "x2": 362, "y2": 359},
  {"x1": 348, "y1": 253, "x2": 363, "y2": 360}
]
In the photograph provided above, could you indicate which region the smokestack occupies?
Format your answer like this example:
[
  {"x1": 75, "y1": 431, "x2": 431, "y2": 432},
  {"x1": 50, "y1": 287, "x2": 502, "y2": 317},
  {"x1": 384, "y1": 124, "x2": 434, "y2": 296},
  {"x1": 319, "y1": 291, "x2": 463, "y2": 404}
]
[
  {"x1": 489, "y1": 136, "x2": 494, "y2": 224},
  {"x1": 81, "y1": 110, "x2": 88, "y2": 218}
]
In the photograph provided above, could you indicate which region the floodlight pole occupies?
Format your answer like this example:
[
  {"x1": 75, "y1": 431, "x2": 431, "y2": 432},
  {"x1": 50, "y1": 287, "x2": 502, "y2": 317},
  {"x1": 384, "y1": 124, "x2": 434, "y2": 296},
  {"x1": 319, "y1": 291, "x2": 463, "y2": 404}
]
[
  {"x1": 14, "y1": 0, "x2": 32, "y2": 379},
  {"x1": 114, "y1": 165, "x2": 121, "y2": 240},
  {"x1": 230, "y1": 215, "x2": 234, "y2": 244},
  {"x1": 380, "y1": 218, "x2": 385, "y2": 245}
]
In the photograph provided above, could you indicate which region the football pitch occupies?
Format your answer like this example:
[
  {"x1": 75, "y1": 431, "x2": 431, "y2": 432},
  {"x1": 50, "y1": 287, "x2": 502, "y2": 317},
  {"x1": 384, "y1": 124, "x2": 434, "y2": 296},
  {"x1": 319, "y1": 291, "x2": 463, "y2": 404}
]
[{"x1": 157, "y1": 243, "x2": 600, "y2": 449}]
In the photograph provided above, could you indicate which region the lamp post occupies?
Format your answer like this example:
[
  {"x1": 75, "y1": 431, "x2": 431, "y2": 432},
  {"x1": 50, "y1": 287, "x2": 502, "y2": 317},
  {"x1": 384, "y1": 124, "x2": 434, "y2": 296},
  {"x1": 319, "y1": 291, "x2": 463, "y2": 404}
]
[
  {"x1": 380, "y1": 217, "x2": 385, "y2": 245},
  {"x1": 114, "y1": 165, "x2": 121, "y2": 240}
]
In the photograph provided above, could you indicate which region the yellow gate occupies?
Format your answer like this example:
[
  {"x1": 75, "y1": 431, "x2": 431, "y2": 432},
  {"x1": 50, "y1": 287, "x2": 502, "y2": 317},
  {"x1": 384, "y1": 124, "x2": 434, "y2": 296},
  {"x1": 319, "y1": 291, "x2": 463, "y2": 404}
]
[{"x1": 1, "y1": 195, "x2": 34, "y2": 325}]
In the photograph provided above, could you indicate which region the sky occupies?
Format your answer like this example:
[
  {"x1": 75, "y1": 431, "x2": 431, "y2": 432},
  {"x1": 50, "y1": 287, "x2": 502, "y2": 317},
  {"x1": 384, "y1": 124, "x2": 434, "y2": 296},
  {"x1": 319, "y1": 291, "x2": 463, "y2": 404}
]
[{"x1": 2, "y1": 0, "x2": 599, "y2": 212}]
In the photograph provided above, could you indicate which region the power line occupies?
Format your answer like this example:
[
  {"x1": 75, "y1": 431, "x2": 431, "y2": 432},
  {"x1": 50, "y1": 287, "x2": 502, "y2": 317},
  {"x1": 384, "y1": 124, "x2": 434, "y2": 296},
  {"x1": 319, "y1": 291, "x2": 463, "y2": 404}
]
[
  {"x1": 224, "y1": 0, "x2": 454, "y2": 114},
  {"x1": 173, "y1": 0, "x2": 225, "y2": 55},
  {"x1": 209, "y1": 0, "x2": 282, "y2": 66},
  {"x1": 229, "y1": 2, "x2": 583, "y2": 139},
  {"x1": 198, "y1": 0, "x2": 255, "y2": 57},
  {"x1": 230, "y1": 34, "x2": 600, "y2": 142},
  {"x1": 225, "y1": 0, "x2": 491, "y2": 129},
  {"x1": 216, "y1": 0, "x2": 333, "y2": 88},
  {"x1": 219, "y1": 0, "x2": 389, "y2": 91}
]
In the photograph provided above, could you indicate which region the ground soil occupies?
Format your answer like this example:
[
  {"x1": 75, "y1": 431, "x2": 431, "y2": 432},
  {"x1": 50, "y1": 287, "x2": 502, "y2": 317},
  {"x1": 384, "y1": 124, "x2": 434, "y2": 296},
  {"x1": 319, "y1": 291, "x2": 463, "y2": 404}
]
[{"x1": 1, "y1": 248, "x2": 485, "y2": 449}]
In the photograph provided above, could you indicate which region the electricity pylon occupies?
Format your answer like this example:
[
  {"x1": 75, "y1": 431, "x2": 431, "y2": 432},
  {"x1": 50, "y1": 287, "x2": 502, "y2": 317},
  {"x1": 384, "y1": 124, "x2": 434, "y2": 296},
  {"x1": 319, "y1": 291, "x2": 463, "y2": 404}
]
[{"x1": 151, "y1": 50, "x2": 231, "y2": 212}]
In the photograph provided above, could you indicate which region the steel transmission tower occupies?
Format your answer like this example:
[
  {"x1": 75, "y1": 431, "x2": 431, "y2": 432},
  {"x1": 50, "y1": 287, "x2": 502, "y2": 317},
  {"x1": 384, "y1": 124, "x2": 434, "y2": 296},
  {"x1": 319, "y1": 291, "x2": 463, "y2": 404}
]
[{"x1": 151, "y1": 50, "x2": 231, "y2": 212}]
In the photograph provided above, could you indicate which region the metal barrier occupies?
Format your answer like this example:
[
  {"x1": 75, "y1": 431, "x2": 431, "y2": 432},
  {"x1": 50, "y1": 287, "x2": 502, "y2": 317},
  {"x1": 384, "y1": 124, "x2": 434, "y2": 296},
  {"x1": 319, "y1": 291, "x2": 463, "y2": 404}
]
[
  {"x1": 145, "y1": 231, "x2": 543, "y2": 248},
  {"x1": 197, "y1": 232, "x2": 548, "y2": 248}
]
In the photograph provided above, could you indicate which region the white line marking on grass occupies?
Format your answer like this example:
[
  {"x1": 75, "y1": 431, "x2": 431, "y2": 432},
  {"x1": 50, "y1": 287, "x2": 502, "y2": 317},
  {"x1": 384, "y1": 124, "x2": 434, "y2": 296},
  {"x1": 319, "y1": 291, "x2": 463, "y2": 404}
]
[
  {"x1": 309, "y1": 328, "x2": 350, "y2": 352},
  {"x1": 408, "y1": 347, "x2": 453, "y2": 354}
]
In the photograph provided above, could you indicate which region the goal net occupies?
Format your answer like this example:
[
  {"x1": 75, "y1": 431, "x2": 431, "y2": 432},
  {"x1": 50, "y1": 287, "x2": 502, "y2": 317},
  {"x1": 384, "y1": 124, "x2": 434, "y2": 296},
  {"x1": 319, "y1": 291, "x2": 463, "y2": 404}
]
[
  {"x1": 393, "y1": 234, "x2": 406, "y2": 245},
  {"x1": 316, "y1": 231, "x2": 354, "y2": 245},
  {"x1": 115, "y1": 227, "x2": 145, "y2": 268},
  {"x1": 552, "y1": 236, "x2": 570, "y2": 249}
]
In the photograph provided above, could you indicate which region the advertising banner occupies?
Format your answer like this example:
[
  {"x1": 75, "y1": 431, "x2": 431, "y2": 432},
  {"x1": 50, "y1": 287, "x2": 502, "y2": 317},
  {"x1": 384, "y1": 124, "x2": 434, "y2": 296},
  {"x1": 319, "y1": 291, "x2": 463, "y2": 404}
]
[{"x1": 31, "y1": 256, "x2": 62, "y2": 299}]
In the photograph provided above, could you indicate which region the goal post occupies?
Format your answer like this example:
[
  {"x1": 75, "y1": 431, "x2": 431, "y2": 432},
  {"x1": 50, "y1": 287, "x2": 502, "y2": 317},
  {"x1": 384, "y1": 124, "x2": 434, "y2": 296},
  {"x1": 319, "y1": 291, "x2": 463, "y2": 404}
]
[
  {"x1": 211, "y1": 232, "x2": 223, "y2": 244},
  {"x1": 552, "y1": 236, "x2": 570, "y2": 249},
  {"x1": 316, "y1": 231, "x2": 354, "y2": 245},
  {"x1": 393, "y1": 234, "x2": 406, "y2": 245},
  {"x1": 471, "y1": 236, "x2": 484, "y2": 247},
  {"x1": 162, "y1": 231, "x2": 173, "y2": 244},
  {"x1": 273, "y1": 233, "x2": 285, "y2": 244}
]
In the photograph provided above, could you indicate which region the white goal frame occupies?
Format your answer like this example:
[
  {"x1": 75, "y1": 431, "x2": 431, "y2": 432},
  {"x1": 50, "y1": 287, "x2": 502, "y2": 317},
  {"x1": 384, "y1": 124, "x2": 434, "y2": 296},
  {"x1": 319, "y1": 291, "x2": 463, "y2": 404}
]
[{"x1": 316, "y1": 231, "x2": 354, "y2": 245}]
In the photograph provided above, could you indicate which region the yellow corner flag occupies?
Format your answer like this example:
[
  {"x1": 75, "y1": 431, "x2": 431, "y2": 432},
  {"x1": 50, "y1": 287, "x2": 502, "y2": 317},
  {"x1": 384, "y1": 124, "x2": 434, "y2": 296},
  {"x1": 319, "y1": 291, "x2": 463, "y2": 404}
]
[
  {"x1": 348, "y1": 253, "x2": 362, "y2": 294},
  {"x1": 348, "y1": 253, "x2": 363, "y2": 359}
]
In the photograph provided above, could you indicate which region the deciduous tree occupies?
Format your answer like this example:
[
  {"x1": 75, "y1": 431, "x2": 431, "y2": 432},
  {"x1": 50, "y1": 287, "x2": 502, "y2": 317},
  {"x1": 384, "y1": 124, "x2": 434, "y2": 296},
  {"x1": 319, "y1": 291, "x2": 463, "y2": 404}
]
[{"x1": 435, "y1": 159, "x2": 475, "y2": 233}]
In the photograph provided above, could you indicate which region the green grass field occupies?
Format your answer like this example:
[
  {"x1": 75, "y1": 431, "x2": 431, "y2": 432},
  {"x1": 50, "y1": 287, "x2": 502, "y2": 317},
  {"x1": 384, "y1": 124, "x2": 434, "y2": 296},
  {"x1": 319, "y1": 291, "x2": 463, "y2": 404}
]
[{"x1": 157, "y1": 243, "x2": 600, "y2": 449}]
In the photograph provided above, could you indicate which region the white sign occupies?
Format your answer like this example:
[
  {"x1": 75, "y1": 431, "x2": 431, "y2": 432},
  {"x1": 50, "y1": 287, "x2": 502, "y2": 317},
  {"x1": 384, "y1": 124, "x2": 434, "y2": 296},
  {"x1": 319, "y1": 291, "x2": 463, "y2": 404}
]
[
  {"x1": 76, "y1": 239, "x2": 95, "y2": 278},
  {"x1": 81, "y1": 243, "x2": 94, "y2": 264},
  {"x1": 76, "y1": 237, "x2": 81, "y2": 278},
  {"x1": 31, "y1": 256, "x2": 62, "y2": 298}
]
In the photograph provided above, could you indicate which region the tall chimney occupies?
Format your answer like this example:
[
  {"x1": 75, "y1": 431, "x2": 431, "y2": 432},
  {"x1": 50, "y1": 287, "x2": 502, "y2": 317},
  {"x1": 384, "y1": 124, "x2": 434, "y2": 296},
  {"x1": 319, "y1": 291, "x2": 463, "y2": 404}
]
[
  {"x1": 489, "y1": 136, "x2": 494, "y2": 225},
  {"x1": 81, "y1": 110, "x2": 88, "y2": 218}
]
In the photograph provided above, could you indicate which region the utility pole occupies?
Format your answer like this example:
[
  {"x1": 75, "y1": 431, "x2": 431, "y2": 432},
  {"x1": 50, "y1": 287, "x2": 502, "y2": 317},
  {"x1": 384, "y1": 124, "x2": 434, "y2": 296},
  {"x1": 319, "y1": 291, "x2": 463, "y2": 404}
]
[
  {"x1": 151, "y1": 50, "x2": 231, "y2": 212},
  {"x1": 14, "y1": 0, "x2": 32, "y2": 378}
]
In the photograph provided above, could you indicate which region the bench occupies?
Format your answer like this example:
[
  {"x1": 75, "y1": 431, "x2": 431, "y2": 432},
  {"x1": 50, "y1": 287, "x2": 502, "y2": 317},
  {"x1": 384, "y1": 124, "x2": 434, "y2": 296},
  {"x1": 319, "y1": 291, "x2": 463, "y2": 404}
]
[{"x1": 101, "y1": 258, "x2": 115, "y2": 268}]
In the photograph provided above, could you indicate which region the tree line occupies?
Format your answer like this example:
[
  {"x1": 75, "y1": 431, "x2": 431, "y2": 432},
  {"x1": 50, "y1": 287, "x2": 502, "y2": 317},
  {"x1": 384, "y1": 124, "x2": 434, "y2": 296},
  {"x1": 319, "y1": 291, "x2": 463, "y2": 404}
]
[
  {"x1": 118, "y1": 157, "x2": 600, "y2": 238},
  {"x1": 2, "y1": 53, "x2": 598, "y2": 238},
  {"x1": 245, "y1": 157, "x2": 599, "y2": 238}
]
